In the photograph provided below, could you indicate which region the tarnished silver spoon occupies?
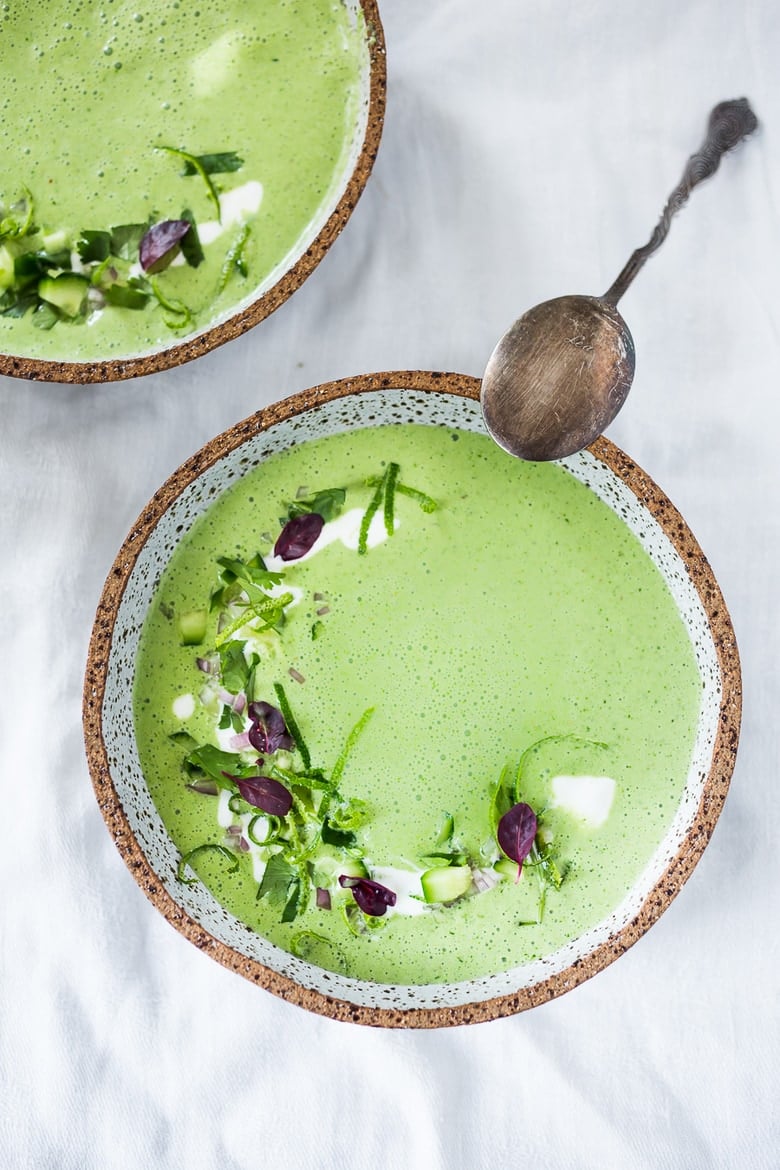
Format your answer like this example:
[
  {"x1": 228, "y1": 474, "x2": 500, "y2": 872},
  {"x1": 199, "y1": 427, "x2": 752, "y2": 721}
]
[{"x1": 480, "y1": 98, "x2": 758, "y2": 462}]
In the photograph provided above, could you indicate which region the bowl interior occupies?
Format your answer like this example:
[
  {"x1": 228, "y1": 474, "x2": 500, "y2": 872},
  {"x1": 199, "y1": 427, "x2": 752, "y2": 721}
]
[
  {"x1": 0, "y1": 0, "x2": 385, "y2": 384},
  {"x1": 84, "y1": 372, "x2": 741, "y2": 1026}
]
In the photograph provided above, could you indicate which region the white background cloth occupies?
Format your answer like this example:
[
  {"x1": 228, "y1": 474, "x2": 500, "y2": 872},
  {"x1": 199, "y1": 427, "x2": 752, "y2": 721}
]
[{"x1": 1, "y1": 2, "x2": 778, "y2": 1166}]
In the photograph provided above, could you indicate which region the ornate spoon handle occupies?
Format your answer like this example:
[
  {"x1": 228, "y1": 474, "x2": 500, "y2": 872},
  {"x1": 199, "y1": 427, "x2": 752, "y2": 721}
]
[{"x1": 603, "y1": 98, "x2": 758, "y2": 307}]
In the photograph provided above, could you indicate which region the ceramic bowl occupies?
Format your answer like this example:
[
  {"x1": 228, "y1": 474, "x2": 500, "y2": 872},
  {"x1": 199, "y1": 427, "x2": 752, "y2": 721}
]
[
  {"x1": 0, "y1": 2, "x2": 384, "y2": 384},
  {"x1": 83, "y1": 371, "x2": 741, "y2": 1026}
]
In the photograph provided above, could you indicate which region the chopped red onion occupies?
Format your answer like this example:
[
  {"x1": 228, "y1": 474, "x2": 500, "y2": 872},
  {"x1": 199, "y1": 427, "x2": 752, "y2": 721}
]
[
  {"x1": 315, "y1": 606, "x2": 330, "y2": 616},
  {"x1": 472, "y1": 867, "x2": 500, "y2": 894},
  {"x1": 139, "y1": 219, "x2": 192, "y2": 271},
  {"x1": 196, "y1": 656, "x2": 216, "y2": 674},
  {"x1": 228, "y1": 731, "x2": 252, "y2": 751},
  {"x1": 288, "y1": 667, "x2": 305, "y2": 684},
  {"x1": 316, "y1": 887, "x2": 332, "y2": 910}
]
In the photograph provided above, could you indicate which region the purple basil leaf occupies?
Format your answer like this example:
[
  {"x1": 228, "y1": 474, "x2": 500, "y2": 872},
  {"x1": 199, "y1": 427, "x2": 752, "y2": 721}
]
[
  {"x1": 497, "y1": 802, "x2": 538, "y2": 873},
  {"x1": 274, "y1": 512, "x2": 325, "y2": 561},
  {"x1": 139, "y1": 219, "x2": 192, "y2": 272},
  {"x1": 231, "y1": 774, "x2": 293, "y2": 817},
  {"x1": 339, "y1": 875, "x2": 397, "y2": 917},
  {"x1": 247, "y1": 701, "x2": 294, "y2": 754}
]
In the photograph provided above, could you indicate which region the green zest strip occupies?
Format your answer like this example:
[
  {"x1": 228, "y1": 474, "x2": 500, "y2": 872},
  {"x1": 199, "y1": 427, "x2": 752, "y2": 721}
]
[
  {"x1": 273, "y1": 682, "x2": 311, "y2": 770},
  {"x1": 358, "y1": 467, "x2": 388, "y2": 555},
  {"x1": 383, "y1": 462, "x2": 400, "y2": 536},
  {"x1": 176, "y1": 843, "x2": 239, "y2": 885},
  {"x1": 214, "y1": 592, "x2": 293, "y2": 648},
  {"x1": 330, "y1": 707, "x2": 375, "y2": 789},
  {"x1": 394, "y1": 482, "x2": 438, "y2": 513},
  {"x1": 218, "y1": 223, "x2": 251, "y2": 293}
]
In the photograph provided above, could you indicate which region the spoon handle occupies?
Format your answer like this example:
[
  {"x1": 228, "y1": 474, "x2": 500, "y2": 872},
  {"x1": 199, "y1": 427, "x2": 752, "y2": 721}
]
[{"x1": 602, "y1": 98, "x2": 758, "y2": 307}]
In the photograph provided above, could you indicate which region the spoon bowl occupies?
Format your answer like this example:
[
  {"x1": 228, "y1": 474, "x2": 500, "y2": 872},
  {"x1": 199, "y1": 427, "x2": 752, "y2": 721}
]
[{"x1": 482, "y1": 295, "x2": 635, "y2": 461}]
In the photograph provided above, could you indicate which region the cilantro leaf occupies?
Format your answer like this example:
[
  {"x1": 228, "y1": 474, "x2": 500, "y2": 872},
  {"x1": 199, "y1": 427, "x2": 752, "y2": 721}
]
[{"x1": 181, "y1": 151, "x2": 244, "y2": 176}]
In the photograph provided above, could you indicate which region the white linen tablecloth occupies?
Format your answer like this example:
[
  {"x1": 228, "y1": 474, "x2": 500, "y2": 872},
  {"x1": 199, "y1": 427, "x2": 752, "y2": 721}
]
[{"x1": 2, "y1": 2, "x2": 778, "y2": 1166}]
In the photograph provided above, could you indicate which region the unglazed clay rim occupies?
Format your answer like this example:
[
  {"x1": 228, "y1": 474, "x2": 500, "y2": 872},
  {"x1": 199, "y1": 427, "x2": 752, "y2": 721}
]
[
  {"x1": 83, "y1": 371, "x2": 742, "y2": 1027},
  {"x1": 0, "y1": 1, "x2": 385, "y2": 385}
]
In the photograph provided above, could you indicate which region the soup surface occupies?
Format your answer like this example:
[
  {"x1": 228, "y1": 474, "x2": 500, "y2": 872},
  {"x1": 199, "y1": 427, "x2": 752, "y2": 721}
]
[
  {"x1": 0, "y1": 0, "x2": 366, "y2": 360},
  {"x1": 134, "y1": 424, "x2": 702, "y2": 985}
]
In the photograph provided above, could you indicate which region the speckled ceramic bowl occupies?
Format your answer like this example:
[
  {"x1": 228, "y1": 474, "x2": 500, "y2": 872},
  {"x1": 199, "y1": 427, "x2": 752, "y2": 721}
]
[
  {"x1": 83, "y1": 371, "x2": 741, "y2": 1026},
  {"x1": 0, "y1": 2, "x2": 384, "y2": 385}
]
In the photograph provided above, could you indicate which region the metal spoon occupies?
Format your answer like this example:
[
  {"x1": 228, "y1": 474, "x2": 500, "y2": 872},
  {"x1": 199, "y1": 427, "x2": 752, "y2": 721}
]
[{"x1": 480, "y1": 98, "x2": 758, "y2": 462}]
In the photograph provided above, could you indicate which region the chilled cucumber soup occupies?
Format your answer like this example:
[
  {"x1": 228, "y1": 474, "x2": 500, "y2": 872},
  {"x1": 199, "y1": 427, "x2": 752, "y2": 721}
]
[
  {"x1": 0, "y1": 0, "x2": 366, "y2": 360},
  {"x1": 134, "y1": 425, "x2": 702, "y2": 985}
]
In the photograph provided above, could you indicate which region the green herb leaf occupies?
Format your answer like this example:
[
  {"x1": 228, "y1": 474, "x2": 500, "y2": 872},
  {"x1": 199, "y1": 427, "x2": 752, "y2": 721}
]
[
  {"x1": 320, "y1": 817, "x2": 357, "y2": 849},
  {"x1": 31, "y1": 300, "x2": 60, "y2": 330},
  {"x1": 179, "y1": 208, "x2": 205, "y2": 268},
  {"x1": 77, "y1": 230, "x2": 112, "y2": 263},
  {"x1": 110, "y1": 222, "x2": 150, "y2": 261},
  {"x1": 185, "y1": 743, "x2": 255, "y2": 783},
  {"x1": 311, "y1": 620, "x2": 325, "y2": 641},
  {"x1": 255, "y1": 852, "x2": 297, "y2": 906},
  {"x1": 102, "y1": 282, "x2": 150, "y2": 310},
  {"x1": 159, "y1": 145, "x2": 222, "y2": 220},
  {"x1": 181, "y1": 151, "x2": 244, "y2": 177},
  {"x1": 217, "y1": 640, "x2": 251, "y2": 695},
  {"x1": 287, "y1": 487, "x2": 346, "y2": 524}
]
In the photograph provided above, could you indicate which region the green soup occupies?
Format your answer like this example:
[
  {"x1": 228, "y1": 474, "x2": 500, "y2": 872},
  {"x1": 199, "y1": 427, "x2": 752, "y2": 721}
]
[
  {"x1": 133, "y1": 424, "x2": 703, "y2": 985},
  {"x1": 0, "y1": 0, "x2": 367, "y2": 360}
]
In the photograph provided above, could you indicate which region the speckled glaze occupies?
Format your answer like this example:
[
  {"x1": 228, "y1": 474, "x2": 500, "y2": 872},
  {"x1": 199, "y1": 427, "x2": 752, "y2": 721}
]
[
  {"x1": 83, "y1": 371, "x2": 741, "y2": 1027},
  {"x1": 0, "y1": 0, "x2": 385, "y2": 385}
]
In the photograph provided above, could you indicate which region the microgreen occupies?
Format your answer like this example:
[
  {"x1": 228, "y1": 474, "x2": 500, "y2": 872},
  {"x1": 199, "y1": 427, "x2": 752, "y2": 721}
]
[
  {"x1": 247, "y1": 701, "x2": 294, "y2": 755},
  {"x1": 139, "y1": 219, "x2": 192, "y2": 272},
  {"x1": 497, "y1": 802, "x2": 537, "y2": 878},
  {"x1": 229, "y1": 774, "x2": 293, "y2": 818},
  {"x1": 184, "y1": 743, "x2": 257, "y2": 784},
  {"x1": 274, "y1": 512, "x2": 324, "y2": 562},
  {"x1": 338, "y1": 875, "x2": 397, "y2": 917}
]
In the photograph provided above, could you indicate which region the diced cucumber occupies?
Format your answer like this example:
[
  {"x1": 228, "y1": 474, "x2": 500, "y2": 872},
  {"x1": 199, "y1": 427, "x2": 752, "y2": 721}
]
[
  {"x1": 494, "y1": 856, "x2": 520, "y2": 879},
  {"x1": 420, "y1": 864, "x2": 473, "y2": 904},
  {"x1": 41, "y1": 229, "x2": 69, "y2": 253},
  {"x1": 314, "y1": 853, "x2": 368, "y2": 884},
  {"x1": 37, "y1": 273, "x2": 89, "y2": 318},
  {"x1": 0, "y1": 244, "x2": 15, "y2": 289},
  {"x1": 178, "y1": 609, "x2": 208, "y2": 646}
]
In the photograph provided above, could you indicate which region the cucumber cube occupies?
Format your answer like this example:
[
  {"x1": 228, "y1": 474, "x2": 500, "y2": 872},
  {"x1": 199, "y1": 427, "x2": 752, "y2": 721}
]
[
  {"x1": 178, "y1": 609, "x2": 208, "y2": 646},
  {"x1": 420, "y1": 864, "x2": 473, "y2": 904},
  {"x1": 37, "y1": 273, "x2": 89, "y2": 318}
]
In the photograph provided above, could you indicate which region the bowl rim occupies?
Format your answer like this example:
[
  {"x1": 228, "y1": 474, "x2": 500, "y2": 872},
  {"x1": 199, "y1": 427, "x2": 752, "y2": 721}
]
[
  {"x1": 0, "y1": 0, "x2": 386, "y2": 385},
  {"x1": 82, "y1": 370, "x2": 742, "y2": 1027}
]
